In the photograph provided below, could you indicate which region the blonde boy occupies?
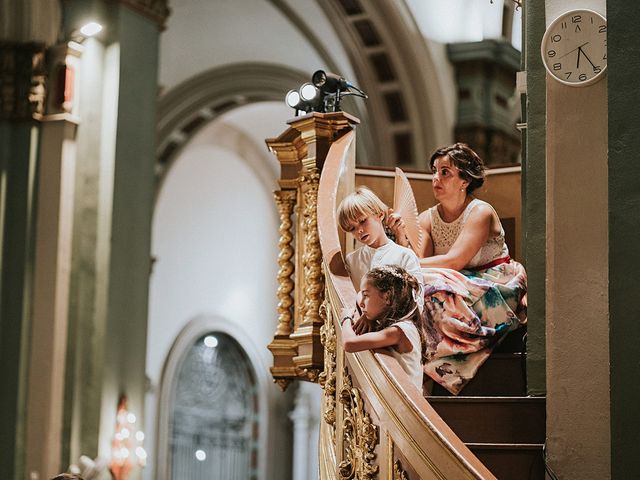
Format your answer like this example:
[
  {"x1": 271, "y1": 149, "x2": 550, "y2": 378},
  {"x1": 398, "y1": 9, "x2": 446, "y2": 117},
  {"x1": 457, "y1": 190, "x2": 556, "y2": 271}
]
[{"x1": 337, "y1": 186, "x2": 424, "y2": 308}]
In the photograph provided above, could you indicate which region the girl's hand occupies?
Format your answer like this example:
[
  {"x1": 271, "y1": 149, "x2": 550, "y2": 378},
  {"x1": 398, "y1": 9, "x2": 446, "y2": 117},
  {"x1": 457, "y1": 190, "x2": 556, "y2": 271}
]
[{"x1": 353, "y1": 316, "x2": 372, "y2": 335}]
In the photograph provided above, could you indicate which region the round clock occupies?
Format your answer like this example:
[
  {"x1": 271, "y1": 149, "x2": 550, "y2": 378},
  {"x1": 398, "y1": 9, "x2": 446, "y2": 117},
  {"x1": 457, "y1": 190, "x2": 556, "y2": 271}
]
[{"x1": 541, "y1": 9, "x2": 607, "y2": 86}]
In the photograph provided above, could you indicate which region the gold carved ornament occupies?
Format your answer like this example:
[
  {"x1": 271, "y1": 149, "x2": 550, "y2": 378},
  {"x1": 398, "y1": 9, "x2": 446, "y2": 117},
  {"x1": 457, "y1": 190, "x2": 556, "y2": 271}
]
[
  {"x1": 319, "y1": 295, "x2": 337, "y2": 431},
  {"x1": 338, "y1": 368, "x2": 379, "y2": 480},
  {"x1": 300, "y1": 168, "x2": 325, "y2": 329},
  {"x1": 393, "y1": 460, "x2": 410, "y2": 480},
  {"x1": 274, "y1": 190, "x2": 297, "y2": 336}
]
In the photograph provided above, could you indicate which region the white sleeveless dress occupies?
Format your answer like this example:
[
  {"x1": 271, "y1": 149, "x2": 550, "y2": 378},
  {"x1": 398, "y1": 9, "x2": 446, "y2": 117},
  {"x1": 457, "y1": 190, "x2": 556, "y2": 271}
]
[{"x1": 429, "y1": 198, "x2": 509, "y2": 269}]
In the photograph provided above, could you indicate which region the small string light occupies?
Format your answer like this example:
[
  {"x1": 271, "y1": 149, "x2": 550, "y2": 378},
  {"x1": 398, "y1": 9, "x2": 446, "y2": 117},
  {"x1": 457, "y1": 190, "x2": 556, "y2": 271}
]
[{"x1": 111, "y1": 395, "x2": 147, "y2": 479}]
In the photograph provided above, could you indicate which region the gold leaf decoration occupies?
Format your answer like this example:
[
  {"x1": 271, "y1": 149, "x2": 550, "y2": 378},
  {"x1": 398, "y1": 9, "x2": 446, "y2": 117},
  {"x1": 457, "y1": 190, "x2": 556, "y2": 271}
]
[
  {"x1": 338, "y1": 368, "x2": 379, "y2": 479},
  {"x1": 319, "y1": 296, "x2": 337, "y2": 430},
  {"x1": 393, "y1": 460, "x2": 410, "y2": 480}
]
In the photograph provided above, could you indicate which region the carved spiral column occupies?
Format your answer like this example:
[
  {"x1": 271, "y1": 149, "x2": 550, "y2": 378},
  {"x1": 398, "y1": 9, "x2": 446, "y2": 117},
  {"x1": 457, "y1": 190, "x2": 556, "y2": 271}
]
[
  {"x1": 274, "y1": 189, "x2": 296, "y2": 336},
  {"x1": 268, "y1": 189, "x2": 299, "y2": 391}
]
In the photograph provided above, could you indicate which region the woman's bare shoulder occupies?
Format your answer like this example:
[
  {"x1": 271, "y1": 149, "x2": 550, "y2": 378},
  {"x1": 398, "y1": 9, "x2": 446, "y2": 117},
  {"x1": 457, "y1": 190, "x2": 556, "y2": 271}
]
[
  {"x1": 468, "y1": 201, "x2": 495, "y2": 220},
  {"x1": 418, "y1": 208, "x2": 432, "y2": 228}
]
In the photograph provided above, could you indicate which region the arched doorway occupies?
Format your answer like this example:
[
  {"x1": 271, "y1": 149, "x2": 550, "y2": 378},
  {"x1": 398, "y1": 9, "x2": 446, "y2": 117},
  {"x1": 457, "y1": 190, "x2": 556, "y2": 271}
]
[{"x1": 168, "y1": 332, "x2": 259, "y2": 479}]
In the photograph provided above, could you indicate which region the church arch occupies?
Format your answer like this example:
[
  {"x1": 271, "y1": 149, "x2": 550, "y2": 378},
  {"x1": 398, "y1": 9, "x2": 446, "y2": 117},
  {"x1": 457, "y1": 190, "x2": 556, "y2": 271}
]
[{"x1": 155, "y1": 315, "x2": 270, "y2": 480}]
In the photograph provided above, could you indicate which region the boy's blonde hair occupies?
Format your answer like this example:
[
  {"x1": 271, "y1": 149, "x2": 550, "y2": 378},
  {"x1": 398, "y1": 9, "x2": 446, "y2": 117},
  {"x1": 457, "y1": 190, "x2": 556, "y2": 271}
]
[{"x1": 337, "y1": 186, "x2": 388, "y2": 232}]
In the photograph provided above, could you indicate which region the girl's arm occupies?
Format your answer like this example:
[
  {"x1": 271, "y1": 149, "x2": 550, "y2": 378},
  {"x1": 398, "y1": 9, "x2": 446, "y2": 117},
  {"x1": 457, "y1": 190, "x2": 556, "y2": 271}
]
[
  {"x1": 418, "y1": 204, "x2": 493, "y2": 270},
  {"x1": 341, "y1": 318, "x2": 405, "y2": 352}
]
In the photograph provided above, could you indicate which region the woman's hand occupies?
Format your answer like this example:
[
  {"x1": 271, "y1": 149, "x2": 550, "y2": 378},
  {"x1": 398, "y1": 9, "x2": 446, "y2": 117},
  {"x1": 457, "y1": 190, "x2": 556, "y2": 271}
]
[{"x1": 386, "y1": 208, "x2": 409, "y2": 246}]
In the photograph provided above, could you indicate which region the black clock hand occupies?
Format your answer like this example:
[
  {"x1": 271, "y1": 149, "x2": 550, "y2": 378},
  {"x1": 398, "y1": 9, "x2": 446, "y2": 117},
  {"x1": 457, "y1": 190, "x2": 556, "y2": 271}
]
[
  {"x1": 559, "y1": 41, "x2": 590, "y2": 59},
  {"x1": 578, "y1": 46, "x2": 598, "y2": 69}
]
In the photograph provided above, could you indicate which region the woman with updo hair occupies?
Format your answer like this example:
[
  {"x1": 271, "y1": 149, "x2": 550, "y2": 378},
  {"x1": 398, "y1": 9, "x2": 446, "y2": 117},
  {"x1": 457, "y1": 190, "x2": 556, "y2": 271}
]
[{"x1": 388, "y1": 143, "x2": 527, "y2": 395}]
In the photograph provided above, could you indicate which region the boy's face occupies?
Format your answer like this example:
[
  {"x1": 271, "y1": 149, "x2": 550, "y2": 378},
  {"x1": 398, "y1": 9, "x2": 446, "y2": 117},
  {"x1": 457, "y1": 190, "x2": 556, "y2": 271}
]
[
  {"x1": 346, "y1": 212, "x2": 387, "y2": 248},
  {"x1": 358, "y1": 277, "x2": 389, "y2": 321}
]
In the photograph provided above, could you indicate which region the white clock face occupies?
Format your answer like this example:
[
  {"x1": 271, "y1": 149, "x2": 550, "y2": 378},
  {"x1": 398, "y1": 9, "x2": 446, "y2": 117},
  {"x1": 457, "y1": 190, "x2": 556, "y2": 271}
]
[{"x1": 541, "y1": 9, "x2": 607, "y2": 86}]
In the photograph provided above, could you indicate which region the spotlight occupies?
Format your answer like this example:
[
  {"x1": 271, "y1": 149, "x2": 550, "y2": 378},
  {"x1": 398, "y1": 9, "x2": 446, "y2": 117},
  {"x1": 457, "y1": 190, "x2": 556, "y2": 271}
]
[
  {"x1": 285, "y1": 90, "x2": 301, "y2": 109},
  {"x1": 80, "y1": 22, "x2": 103, "y2": 37},
  {"x1": 312, "y1": 70, "x2": 351, "y2": 93},
  {"x1": 284, "y1": 85, "x2": 320, "y2": 114},
  {"x1": 284, "y1": 69, "x2": 367, "y2": 116},
  {"x1": 299, "y1": 82, "x2": 319, "y2": 102}
]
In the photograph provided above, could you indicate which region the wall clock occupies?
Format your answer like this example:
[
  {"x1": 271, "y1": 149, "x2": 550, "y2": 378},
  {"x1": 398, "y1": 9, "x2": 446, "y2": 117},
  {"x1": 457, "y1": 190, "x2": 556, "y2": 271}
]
[{"x1": 541, "y1": 9, "x2": 607, "y2": 86}]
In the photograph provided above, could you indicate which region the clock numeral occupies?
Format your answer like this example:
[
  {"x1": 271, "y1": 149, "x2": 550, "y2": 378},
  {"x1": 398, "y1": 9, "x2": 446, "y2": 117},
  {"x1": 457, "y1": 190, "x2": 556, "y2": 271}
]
[
  {"x1": 579, "y1": 73, "x2": 588, "y2": 81},
  {"x1": 593, "y1": 66, "x2": 602, "y2": 73},
  {"x1": 603, "y1": 53, "x2": 607, "y2": 60},
  {"x1": 553, "y1": 63, "x2": 562, "y2": 71},
  {"x1": 571, "y1": 15, "x2": 582, "y2": 23},
  {"x1": 551, "y1": 34, "x2": 562, "y2": 43},
  {"x1": 599, "y1": 25, "x2": 607, "y2": 33},
  {"x1": 547, "y1": 50, "x2": 557, "y2": 57},
  {"x1": 565, "y1": 72, "x2": 572, "y2": 80},
  {"x1": 561, "y1": 21, "x2": 567, "y2": 29}
]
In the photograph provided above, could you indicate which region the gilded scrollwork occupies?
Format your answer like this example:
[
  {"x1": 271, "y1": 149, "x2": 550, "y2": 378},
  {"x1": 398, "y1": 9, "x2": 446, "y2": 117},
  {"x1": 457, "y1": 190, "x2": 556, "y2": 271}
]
[
  {"x1": 274, "y1": 378, "x2": 291, "y2": 391},
  {"x1": 296, "y1": 367, "x2": 321, "y2": 383},
  {"x1": 274, "y1": 189, "x2": 297, "y2": 336},
  {"x1": 319, "y1": 297, "x2": 337, "y2": 429},
  {"x1": 300, "y1": 168, "x2": 325, "y2": 328},
  {"x1": 393, "y1": 460, "x2": 410, "y2": 480},
  {"x1": 339, "y1": 368, "x2": 379, "y2": 480}
]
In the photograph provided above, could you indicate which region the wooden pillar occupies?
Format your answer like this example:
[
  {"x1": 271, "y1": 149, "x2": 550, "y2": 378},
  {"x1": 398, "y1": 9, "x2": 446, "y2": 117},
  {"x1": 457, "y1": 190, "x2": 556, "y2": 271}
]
[{"x1": 267, "y1": 111, "x2": 359, "y2": 389}]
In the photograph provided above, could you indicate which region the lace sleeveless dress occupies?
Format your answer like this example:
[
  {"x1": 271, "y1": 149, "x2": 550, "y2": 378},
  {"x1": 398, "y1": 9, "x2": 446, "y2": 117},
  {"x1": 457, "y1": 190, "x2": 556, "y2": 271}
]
[
  {"x1": 421, "y1": 199, "x2": 527, "y2": 395},
  {"x1": 429, "y1": 198, "x2": 509, "y2": 269}
]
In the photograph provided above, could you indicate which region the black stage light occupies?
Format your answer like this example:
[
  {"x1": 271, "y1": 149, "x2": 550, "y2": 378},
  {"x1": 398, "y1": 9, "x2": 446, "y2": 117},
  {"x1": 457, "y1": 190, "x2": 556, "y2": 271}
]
[{"x1": 285, "y1": 70, "x2": 367, "y2": 116}]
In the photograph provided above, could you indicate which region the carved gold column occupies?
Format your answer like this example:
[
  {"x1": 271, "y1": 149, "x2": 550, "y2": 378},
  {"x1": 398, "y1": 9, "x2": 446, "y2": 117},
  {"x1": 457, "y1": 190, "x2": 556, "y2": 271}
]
[
  {"x1": 266, "y1": 111, "x2": 359, "y2": 387},
  {"x1": 268, "y1": 188, "x2": 298, "y2": 390},
  {"x1": 291, "y1": 166, "x2": 324, "y2": 382}
]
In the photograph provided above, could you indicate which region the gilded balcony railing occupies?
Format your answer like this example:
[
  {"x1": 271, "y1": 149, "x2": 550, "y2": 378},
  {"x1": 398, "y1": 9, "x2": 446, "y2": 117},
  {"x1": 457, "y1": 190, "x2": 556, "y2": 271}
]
[{"x1": 267, "y1": 111, "x2": 496, "y2": 478}]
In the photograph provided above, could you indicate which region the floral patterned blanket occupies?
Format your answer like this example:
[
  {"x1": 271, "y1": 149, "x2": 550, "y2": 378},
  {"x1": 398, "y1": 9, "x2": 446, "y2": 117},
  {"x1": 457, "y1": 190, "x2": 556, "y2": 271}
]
[{"x1": 421, "y1": 261, "x2": 527, "y2": 395}]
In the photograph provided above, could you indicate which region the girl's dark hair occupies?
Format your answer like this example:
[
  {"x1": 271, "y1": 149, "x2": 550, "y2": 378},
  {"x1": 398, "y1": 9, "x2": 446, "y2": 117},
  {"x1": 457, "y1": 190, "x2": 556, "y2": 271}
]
[
  {"x1": 364, "y1": 265, "x2": 428, "y2": 363},
  {"x1": 429, "y1": 142, "x2": 486, "y2": 194}
]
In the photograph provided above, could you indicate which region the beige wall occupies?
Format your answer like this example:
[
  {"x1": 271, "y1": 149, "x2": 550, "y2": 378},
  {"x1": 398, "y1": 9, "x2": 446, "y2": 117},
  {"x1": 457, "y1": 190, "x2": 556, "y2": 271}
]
[{"x1": 544, "y1": 2, "x2": 610, "y2": 478}]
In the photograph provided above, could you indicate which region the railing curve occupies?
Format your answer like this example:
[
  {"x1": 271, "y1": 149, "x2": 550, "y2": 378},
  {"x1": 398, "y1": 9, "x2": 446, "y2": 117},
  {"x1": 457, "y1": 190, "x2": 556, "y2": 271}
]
[{"x1": 317, "y1": 131, "x2": 496, "y2": 480}]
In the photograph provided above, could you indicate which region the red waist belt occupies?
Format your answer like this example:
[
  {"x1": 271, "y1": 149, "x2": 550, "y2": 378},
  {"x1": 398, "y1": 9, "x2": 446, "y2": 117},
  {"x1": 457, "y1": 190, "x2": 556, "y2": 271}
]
[{"x1": 469, "y1": 255, "x2": 511, "y2": 271}]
